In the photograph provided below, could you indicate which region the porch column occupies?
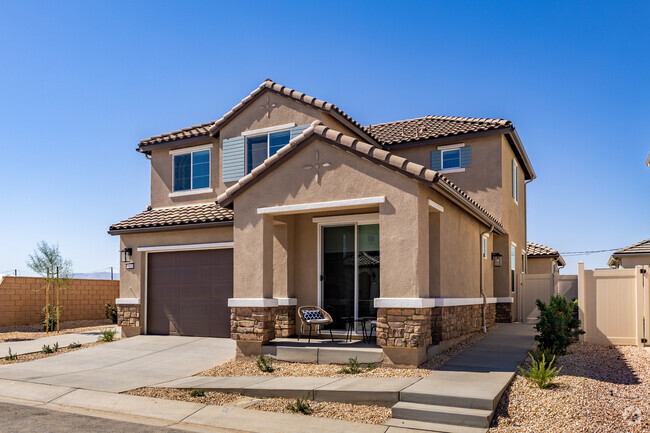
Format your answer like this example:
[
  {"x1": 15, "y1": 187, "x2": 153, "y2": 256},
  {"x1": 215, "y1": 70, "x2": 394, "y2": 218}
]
[
  {"x1": 231, "y1": 212, "x2": 276, "y2": 358},
  {"x1": 273, "y1": 216, "x2": 297, "y2": 337}
]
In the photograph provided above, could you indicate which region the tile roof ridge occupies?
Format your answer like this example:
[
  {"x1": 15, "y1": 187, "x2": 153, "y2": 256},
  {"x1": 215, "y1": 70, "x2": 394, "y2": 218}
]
[{"x1": 614, "y1": 238, "x2": 650, "y2": 254}]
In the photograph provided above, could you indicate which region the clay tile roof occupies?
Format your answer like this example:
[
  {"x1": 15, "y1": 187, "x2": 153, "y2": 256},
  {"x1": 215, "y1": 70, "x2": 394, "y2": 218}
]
[
  {"x1": 109, "y1": 203, "x2": 233, "y2": 233},
  {"x1": 612, "y1": 238, "x2": 650, "y2": 256},
  {"x1": 139, "y1": 120, "x2": 215, "y2": 147},
  {"x1": 365, "y1": 115, "x2": 513, "y2": 146},
  {"x1": 527, "y1": 242, "x2": 565, "y2": 266},
  {"x1": 217, "y1": 121, "x2": 504, "y2": 232}
]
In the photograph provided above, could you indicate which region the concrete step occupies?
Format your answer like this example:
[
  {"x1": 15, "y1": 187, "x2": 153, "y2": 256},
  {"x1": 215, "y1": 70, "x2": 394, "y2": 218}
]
[
  {"x1": 391, "y1": 401, "x2": 493, "y2": 428},
  {"x1": 386, "y1": 418, "x2": 488, "y2": 433},
  {"x1": 399, "y1": 389, "x2": 496, "y2": 411}
]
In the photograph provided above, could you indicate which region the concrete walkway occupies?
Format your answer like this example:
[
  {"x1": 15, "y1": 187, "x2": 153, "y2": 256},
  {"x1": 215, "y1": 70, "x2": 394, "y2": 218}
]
[
  {"x1": 0, "y1": 335, "x2": 235, "y2": 392},
  {"x1": 0, "y1": 327, "x2": 121, "y2": 356}
]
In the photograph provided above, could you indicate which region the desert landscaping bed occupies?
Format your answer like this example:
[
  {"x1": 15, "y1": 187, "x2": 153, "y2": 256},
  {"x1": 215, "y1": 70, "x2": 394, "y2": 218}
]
[
  {"x1": 199, "y1": 325, "x2": 498, "y2": 378},
  {"x1": 0, "y1": 339, "x2": 116, "y2": 365},
  {"x1": 0, "y1": 319, "x2": 115, "y2": 343},
  {"x1": 125, "y1": 387, "x2": 391, "y2": 425},
  {"x1": 489, "y1": 342, "x2": 650, "y2": 433}
]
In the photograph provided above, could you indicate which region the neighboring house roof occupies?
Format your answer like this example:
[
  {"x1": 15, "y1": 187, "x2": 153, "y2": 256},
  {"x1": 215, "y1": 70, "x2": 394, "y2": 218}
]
[
  {"x1": 365, "y1": 115, "x2": 512, "y2": 146},
  {"x1": 108, "y1": 203, "x2": 233, "y2": 234},
  {"x1": 608, "y1": 238, "x2": 650, "y2": 267},
  {"x1": 526, "y1": 242, "x2": 566, "y2": 266},
  {"x1": 216, "y1": 121, "x2": 505, "y2": 233}
]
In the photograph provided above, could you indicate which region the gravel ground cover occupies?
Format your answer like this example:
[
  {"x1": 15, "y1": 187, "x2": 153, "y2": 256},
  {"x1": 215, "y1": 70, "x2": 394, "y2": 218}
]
[
  {"x1": 489, "y1": 342, "x2": 650, "y2": 433},
  {"x1": 248, "y1": 397, "x2": 392, "y2": 425},
  {"x1": 0, "y1": 340, "x2": 113, "y2": 365},
  {"x1": 0, "y1": 319, "x2": 114, "y2": 343},
  {"x1": 126, "y1": 387, "x2": 243, "y2": 406},
  {"x1": 199, "y1": 326, "x2": 497, "y2": 378}
]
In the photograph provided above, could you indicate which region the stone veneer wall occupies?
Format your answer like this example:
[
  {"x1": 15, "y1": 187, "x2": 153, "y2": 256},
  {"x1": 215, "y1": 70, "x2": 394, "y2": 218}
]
[
  {"x1": 274, "y1": 306, "x2": 296, "y2": 338},
  {"x1": 431, "y1": 304, "x2": 496, "y2": 343},
  {"x1": 117, "y1": 304, "x2": 140, "y2": 329},
  {"x1": 495, "y1": 302, "x2": 513, "y2": 323},
  {"x1": 231, "y1": 307, "x2": 276, "y2": 342},
  {"x1": 376, "y1": 308, "x2": 432, "y2": 348}
]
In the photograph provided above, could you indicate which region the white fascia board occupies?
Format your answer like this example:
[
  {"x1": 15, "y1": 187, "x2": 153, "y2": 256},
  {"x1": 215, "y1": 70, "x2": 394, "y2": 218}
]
[
  {"x1": 374, "y1": 297, "x2": 501, "y2": 308},
  {"x1": 241, "y1": 123, "x2": 296, "y2": 136},
  {"x1": 169, "y1": 143, "x2": 213, "y2": 155},
  {"x1": 116, "y1": 298, "x2": 140, "y2": 305},
  {"x1": 427, "y1": 199, "x2": 445, "y2": 213},
  {"x1": 257, "y1": 196, "x2": 385, "y2": 216},
  {"x1": 228, "y1": 298, "x2": 279, "y2": 307},
  {"x1": 276, "y1": 298, "x2": 297, "y2": 306},
  {"x1": 137, "y1": 242, "x2": 233, "y2": 252}
]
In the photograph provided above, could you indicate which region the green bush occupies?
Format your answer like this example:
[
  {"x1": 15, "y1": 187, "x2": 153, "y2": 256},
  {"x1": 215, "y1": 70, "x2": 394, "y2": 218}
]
[
  {"x1": 41, "y1": 304, "x2": 62, "y2": 332},
  {"x1": 519, "y1": 351, "x2": 562, "y2": 388},
  {"x1": 534, "y1": 296, "x2": 584, "y2": 356},
  {"x1": 339, "y1": 357, "x2": 362, "y2": 374},
  {"x1": 98, "y1": 329, "x2": 115, "y2": 342},
  {"x1": 256, "y1": 355, "x2": 275, "y2": 373},
  {"x1": 532, "y1": 346, "x2": 557, "y2": 367},
  {"x1": 4, "y1": 348, "x2": 18, "y2": 361},
  {"x1": 286, "y1": 394, "x2": 314, "y2": 415},
  {"x1": 105, "y1": 303, "x2": 118, "y2": 324},
  {"x1": 42, "y1": 344, "x2": 54, "y2": 354},
  {"x1": 190, "y1": 389, "x2": 205, "y2": 397},
  {"x1": 67, "y1": 342, "x2": 82, "y2": 349}
]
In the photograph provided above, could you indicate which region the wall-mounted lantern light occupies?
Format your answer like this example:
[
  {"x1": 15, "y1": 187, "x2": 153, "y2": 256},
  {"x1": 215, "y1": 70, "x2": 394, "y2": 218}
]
[
  {"x1": 492, "y1": 252, "x2": 503, "y2": 268},
  {"x1": 120, "y1": 248, "x2": 133, "y2": 263}
]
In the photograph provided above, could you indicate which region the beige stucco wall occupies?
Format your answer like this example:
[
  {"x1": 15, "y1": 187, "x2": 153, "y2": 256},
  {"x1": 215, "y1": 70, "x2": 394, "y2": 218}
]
[
  {"x1": 617, "y1": 255, "x2": 650, "y2": 269},
  {"x1": 528, "y1": 257, "x2": 556, "y2": 274},
  {"x1": 118, "y1": 226, "x2": 233, "y2": 300}
]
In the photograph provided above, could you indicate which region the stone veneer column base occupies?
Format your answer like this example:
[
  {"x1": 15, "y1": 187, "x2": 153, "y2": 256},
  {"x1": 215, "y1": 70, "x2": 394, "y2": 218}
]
[
  {"x1": 496, "y1": 302, "x2": 513, "y2": 323},
  {"x1": 377, "y1": 308, "x2": 431, "y2": 367},
  {"x1": 117, "y1": 304, "x2": 142, "y2": 338},
  {"x1": 431, "y1": 304, "x2": 496, "y2": 344},
  {"x1": 231, "y1": 307, "x2": 276, "y2": 359},
  {"x1": 274, "y1": 306, "x2": 296, "y2": 338}
]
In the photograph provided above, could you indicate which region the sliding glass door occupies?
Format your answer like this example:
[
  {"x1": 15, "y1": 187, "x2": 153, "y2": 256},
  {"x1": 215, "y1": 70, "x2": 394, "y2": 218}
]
[{"x1": 321, "y1": 223, "x2": 379, "y2": 331}]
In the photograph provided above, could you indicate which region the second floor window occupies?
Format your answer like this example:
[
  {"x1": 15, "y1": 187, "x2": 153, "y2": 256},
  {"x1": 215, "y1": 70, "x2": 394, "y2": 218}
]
[
  {"x1": 173, "y1": 149, "x2": 210, "y2": 192},
  {"x1": 441, "y1": 149, "x2": 461, "y2": 169},
  {"x1": 247, "y1": 130, "x2": 291, "y2": 174}
]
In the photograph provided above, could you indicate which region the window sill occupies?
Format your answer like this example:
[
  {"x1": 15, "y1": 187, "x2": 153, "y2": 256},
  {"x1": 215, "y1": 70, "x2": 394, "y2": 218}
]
[
  {"x1": 438, "y1": 167, "x2": 465, "y2": 174},
  {"x1": 169, "y1": 188, "x2": 213, "y2": 198}
]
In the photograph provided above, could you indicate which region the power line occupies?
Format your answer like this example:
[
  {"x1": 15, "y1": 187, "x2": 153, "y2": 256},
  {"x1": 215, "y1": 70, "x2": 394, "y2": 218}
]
[{"x1": 559, "y1": 248, "x2": 619, "y2": 257}]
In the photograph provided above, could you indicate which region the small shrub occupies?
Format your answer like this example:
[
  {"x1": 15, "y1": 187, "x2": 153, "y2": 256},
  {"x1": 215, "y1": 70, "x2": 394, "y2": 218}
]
[
  {"x1": 285, "y1": 394, "x2": 314, "y2": 415},
  {"x1": 190, "y1": 389, "x2": 205, "y2": 397},
  {"x1": 519, "y1": 351, "x2": 562, "y2": 389},
  {"x1": 41, "y1": 304, "x2": 62, "y2": 332},
  {"x1": 4, "y1": 348, "x2": 18, "y2": 361},
  {"x1": 105, "y1": 303, "x2": 118, "y2": 324},
  {"x1": 52, "y1": 342, "x2": 59, "y2": 352},
  {"x1": 532, "y1": 346, "x2": 557, "y2": 367},
  {"x1": 98, "y1": 329, "x2": 115, "y2": 342},
  {"x1": 67, "y1": 342, "x2": 82, "y2": 349},
  {"x1": 535, "y1": 296, "x2": 584, "y2": 356},
  {"x1": 339, "y1": 357, "x2": 362, "y2": 374},
  {"x1": 256, "y1": 355, "x2": 275, "y2": 373},
  {"x1": 42, "y1": 344, "x2": 54, "y2": 354},
  {"x1": 366, "y1": 363, "x2": 375, "y2": 371}
]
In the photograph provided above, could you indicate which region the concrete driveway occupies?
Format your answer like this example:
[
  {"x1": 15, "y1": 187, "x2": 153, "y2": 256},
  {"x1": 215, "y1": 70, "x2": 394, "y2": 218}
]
[{"x1": 0, "y1": 336, "x2": 235, "y2": 393}]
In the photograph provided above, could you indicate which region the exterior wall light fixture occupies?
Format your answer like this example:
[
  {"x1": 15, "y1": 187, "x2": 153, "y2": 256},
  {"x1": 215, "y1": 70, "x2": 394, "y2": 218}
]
[{"x1": 492, "y1": 252, "x2": 503, "y2": 268}]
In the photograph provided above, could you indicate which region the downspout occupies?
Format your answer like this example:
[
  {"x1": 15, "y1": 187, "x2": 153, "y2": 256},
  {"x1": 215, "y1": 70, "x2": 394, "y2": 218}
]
[{"x1": 480, "y1": 225, "x2": 495, "y2": 333}]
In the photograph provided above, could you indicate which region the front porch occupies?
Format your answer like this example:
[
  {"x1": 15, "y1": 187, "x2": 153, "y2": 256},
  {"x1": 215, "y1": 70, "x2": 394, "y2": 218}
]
[{"x1": 262, "y1": 337, "x2": 382, "y2": 365}]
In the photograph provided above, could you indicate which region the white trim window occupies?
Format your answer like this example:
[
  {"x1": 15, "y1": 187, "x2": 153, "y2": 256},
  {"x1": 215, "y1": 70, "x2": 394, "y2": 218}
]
[
  {"x1": 171, "y1": 145, "x2": 212, "y2": 193},
  {"x1": 552, "y1": 261, "x2": 559, "y2": 274},
  {"x1": 246, "y1": 128, "x2": 291, "y2": 174},
  {"x1": 512, "y1": 159, "x2": 519, "y2": 203},
  {"x1": 482, "y1": 235, "x2": 488, "y2": 259},
  {"x1": 511, "y1": 244, "x2": 516, "y2": 271}
]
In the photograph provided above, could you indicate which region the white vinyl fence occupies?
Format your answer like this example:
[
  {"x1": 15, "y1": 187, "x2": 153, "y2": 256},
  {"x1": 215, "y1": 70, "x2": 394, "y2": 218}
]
[
  {"x1": 520, "y1": 273, "x2": 578, "y2": 323},
  {"x1": 578, "y1": 263, "x2": 650, "y2": 347}
]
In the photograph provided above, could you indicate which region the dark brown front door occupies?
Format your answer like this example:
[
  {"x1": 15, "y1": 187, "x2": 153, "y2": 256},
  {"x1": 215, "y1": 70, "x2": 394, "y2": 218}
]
[{"x1": 147, "y1": 249, "x2": 233, "y2": 338}]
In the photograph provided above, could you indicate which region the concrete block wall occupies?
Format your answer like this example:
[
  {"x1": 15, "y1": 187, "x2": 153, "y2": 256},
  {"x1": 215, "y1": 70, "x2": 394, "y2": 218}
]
[{"x1": 0, "y1": 276, "x2": 119, "y2": 327}]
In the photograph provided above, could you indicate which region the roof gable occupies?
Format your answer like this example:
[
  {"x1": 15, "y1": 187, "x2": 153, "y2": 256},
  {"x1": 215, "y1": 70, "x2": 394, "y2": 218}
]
[
  {"x1": 527, "y1": 242, "x2": 565, "y2": 266},
  {"x1": 612, "y1": 238, "x2": 650, "y2": 256},
  {"x1": 217, "y1": 121, "x2": 504, "y2": 232}
]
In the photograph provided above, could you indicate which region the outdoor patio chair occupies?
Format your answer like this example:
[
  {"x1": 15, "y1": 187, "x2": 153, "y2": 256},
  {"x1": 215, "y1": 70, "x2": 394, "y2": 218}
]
[{"x1": 297, "y1": 306, "x2": 334, "y2": 343}]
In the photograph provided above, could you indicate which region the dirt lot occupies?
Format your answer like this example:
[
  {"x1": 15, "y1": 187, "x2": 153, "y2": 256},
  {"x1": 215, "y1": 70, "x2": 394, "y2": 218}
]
[
  {"x1": 489, "y1": 342, "x2": 650, "y2": 433},
  {"x1": 0, "y1": 319, "x2": 114, "y2": 343}
]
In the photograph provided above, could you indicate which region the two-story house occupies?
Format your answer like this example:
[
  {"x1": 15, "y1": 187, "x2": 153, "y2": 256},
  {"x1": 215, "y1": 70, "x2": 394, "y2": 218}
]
[{"x1": 109, "y1": 79, "x2": 535, "y2": 366}]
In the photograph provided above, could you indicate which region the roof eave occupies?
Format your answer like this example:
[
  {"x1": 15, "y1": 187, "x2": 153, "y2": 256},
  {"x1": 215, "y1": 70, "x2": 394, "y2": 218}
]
[
  {"x1": 108, "y1": 220, "x2": 234, "y2": 236},
  {"x1": 137, "y1": 135, "x2": 214, "y2": 154},
  {"x1": 506, "y1": 128, "x2": 536, "y2": 181}
]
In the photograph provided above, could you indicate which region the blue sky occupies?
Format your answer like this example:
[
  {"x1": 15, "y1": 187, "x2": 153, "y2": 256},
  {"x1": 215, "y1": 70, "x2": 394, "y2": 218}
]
[{"x1": 0, "y1": 1, "x2": 648, "y2": 276}]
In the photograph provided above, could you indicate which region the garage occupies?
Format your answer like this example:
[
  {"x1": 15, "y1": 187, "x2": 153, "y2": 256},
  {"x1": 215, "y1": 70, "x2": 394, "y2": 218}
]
[{"x1": 146, "y1": 248, "x2": 233, "y2": 338}]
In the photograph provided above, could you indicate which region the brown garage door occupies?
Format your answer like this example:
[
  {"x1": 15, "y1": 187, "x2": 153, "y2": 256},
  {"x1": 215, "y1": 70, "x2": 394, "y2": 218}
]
[{"x1": 147, "y1": 249, "x2": 233, "y2": 338}]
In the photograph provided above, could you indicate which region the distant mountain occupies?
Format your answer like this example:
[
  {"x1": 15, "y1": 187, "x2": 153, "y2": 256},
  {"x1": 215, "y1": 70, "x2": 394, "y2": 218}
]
[{"x1": 73, "y1": 272, "x2": 119, "y2": 280}]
